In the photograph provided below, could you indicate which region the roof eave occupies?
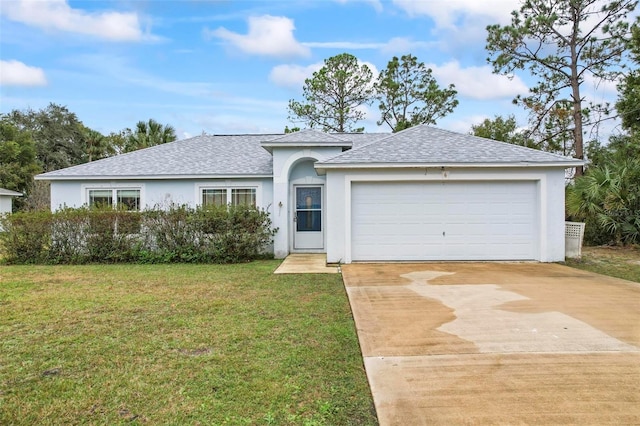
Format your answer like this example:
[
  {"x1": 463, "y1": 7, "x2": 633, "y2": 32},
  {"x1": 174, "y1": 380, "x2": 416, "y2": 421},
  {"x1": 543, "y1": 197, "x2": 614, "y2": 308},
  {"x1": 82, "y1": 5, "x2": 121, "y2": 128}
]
[
  {"x1": 35, "y1": 174, "x2": 274, "y2": 181},
  {"x1": 261, "y1": 142, "x2": 352, "y2": 154},
  {"x1": 314, "y1": 161, "x2": 584, "y2": 173}
]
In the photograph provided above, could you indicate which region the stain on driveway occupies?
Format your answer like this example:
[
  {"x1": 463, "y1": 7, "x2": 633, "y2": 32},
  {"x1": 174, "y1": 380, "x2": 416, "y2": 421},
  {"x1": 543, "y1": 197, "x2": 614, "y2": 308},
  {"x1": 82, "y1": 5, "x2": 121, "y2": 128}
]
[{"x1": 342, "y1": 263, "x2": 640, "y2": 425}]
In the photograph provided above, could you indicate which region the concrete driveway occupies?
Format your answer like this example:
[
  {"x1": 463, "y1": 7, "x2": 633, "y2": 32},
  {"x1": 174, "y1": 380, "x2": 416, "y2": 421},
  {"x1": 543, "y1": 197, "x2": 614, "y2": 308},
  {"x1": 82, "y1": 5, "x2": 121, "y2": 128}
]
[{"x1": 342, "y1": 263, "x2": 640, "y2": 425}]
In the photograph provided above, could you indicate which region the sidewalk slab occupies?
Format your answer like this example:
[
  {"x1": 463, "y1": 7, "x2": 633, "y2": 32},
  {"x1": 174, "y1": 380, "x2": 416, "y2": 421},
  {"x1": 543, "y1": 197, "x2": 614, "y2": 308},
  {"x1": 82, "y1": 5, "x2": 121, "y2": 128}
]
[{"x1": 274, "y1": 254, "x2": 339, "y2": 274}]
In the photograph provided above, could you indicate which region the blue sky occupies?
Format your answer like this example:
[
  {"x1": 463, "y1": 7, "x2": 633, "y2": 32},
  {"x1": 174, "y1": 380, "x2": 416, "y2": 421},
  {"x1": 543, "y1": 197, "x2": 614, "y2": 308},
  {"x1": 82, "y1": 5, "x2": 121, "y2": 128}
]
[{"x1": 0, "y1": 0, "x2": 625, "y2": 139}]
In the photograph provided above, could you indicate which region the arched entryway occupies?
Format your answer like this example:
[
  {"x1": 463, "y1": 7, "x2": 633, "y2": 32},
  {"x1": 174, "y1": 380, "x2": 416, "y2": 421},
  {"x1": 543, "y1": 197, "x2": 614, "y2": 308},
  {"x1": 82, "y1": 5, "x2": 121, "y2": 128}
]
[{"x1": 288, "y1": 159, "x2": 325, "y2": 252}]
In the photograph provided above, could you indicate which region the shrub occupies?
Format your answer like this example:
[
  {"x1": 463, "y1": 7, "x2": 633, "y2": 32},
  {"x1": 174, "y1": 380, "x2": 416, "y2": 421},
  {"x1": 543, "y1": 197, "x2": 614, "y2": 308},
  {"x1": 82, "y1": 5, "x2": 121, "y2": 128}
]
[
  {"x1": 0, "y1": 204, "x2": 276, "y2": 264},
  {"x1": 85, "y1": 209, "x2": 138, "y2": 263},
  {"x1": 567, "y1": 157, "x2": 640, "y2": 245},
  {"x1": 0, "y1": 211, "x2": 52, "y2": 263},
  {"x1": 49, "y1": 207, "x2": 89, "y2": 263}
]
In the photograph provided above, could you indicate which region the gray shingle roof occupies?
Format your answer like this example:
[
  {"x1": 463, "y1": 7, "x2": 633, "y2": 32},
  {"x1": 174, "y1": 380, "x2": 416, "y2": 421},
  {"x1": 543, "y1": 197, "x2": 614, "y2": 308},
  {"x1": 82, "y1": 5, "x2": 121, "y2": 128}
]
[
  {"x1": 36, "y1": 132, "x2": 388, "y2": 180},
  {"x1": 261, "y1": 129, "x2": 354, "y2": 153},
  {"x1": 318, "y1": 125, "x2": 582, "y2": 166},
  {"x1": 36, "y1": 126, "x2": 579, "y2": 181},
  {"x1": 265, "y1": 129, "x2": 351, "y2": 144},
  {"x1": 37, "y1": 134, "x2": 279, "y2": 179}
]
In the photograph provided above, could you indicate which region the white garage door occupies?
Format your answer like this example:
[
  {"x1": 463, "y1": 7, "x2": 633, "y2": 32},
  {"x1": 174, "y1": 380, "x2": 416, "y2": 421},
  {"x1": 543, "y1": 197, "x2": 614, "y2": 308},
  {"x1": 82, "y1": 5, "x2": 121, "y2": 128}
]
[{"x1": 351, "y1": 181, "x2": 539, "y2": 261}]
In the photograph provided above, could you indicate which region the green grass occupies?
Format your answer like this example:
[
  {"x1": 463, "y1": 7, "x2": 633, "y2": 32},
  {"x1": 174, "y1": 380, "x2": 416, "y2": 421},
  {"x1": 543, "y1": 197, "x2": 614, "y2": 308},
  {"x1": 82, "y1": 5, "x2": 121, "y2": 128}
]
[
  {"x1": 564, "y1": 246, "x2": 640, "y2": 283},
  {"x1": 0, "y1": 262, "x2": 378, "y2": 425}
]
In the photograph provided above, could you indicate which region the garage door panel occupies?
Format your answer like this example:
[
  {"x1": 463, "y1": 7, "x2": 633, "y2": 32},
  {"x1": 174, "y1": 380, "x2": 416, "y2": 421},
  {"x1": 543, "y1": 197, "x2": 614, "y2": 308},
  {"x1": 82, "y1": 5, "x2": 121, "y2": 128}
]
[{"x1": 351, "y1": 181, "x2": 538, "y2": 261}]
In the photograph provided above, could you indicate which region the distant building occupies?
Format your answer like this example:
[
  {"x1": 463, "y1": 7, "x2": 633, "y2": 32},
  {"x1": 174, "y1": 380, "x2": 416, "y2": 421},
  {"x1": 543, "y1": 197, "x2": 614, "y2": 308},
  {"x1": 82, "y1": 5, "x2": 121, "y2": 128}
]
[{"x1": 0, "y1": 188, "x2": 22, "y2": 214}]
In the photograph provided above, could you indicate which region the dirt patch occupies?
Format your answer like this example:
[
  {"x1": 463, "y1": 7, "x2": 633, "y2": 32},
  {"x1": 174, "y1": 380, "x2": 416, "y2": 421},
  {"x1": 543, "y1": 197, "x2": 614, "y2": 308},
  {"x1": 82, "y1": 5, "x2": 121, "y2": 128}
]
[
  {"x1": 177, "y1": 347, "x2": 212, "y2": 357},
  {"x1": 583, "y1": 245, "x2": 640, "y2": 261},
  {"x1": 402, "y1": 270, "x2": 638, "y2": 353},
  {"x1": 346, "y1": 285, "x2": 477, "y2": 356}
]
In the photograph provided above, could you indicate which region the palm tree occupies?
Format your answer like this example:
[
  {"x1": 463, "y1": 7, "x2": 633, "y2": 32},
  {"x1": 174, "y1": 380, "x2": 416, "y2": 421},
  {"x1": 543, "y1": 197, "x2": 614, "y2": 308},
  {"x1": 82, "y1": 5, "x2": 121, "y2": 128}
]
[
  {"x1": 84, "y1": 128, "x2": 113, "y2": 162},
  {"x1": 125, "y1": 119, "x2": 177, "y2": 152},
  {"x1": 567, "y1": 158, "x2": 640, "y2": 245}
]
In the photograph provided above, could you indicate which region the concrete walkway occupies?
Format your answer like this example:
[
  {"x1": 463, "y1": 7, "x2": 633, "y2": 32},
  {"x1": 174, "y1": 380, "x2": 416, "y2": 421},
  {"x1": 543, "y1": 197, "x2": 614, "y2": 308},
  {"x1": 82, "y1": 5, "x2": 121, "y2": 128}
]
[
  {"x1": 342, "y1": 262, "x2": 640, "y2": 425},
  {"x1": 273, "y1": 253, "x2": 339, "y2": 274}
]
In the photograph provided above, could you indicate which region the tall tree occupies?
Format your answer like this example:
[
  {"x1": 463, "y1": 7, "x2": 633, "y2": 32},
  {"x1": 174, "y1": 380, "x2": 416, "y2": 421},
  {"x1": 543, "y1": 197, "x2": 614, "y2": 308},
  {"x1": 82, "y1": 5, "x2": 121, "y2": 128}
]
[
  {"x1": 486, "y1": 0, "x2": 637, "y2": 175},
  {"x1": 84, "y1": 128, "x2": 114, "y2": 162},
  {"x1": 4, "y1": 103, "x2": 88, "y2": 172},
  {"x1": 124, "y1": 119, "x2": 177, "y2": 152},
  {"x1": 471, "y1": 115, "x2": 531, "y2": 146},
  {"x1": 616, "y1": 17, "x2": 640, "y2": 133},
  {"x1": 288, "y1": 53, "x2": 374, "y2": 132},
  {"x1": 0, "y1": 120, "x2": 41, "y2": 211},
  {"x1": 375, "y1": 54, "x2": 458, "y2": 132}
]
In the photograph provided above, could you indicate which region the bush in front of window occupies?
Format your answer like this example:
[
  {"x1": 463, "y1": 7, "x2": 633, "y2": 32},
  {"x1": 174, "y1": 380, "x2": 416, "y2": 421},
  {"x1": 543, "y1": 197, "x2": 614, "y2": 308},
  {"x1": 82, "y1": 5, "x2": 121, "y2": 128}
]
[{"x1": 0, "y1": 204, "x2": 277, "y2": 264}]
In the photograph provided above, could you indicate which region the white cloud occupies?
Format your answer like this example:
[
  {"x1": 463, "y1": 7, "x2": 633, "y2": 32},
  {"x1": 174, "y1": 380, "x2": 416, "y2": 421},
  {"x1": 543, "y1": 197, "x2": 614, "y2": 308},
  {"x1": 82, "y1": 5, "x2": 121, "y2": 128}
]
[
  {"x1": 0, "y1": 0, "x2": 149, "y2": 42},
  {"x1": 444, "y1": 114, "x2": 492, "y2": 134},
  {"x1": 302, "y1": 37, "x2": 437, "y2": 54},
  {"x1": 269, "y1": 62, "x2": 323, "y2": 89},
  {"x1": 392, "y1": 0, "x2": 518, "y2": 28},
  {"x1": 583, "y1": 73, "x2": 620, "y2": 95},
  {"x1": 354, "y1": 103, "x2": 380, "y2": 128},
  {"x1": 270, "y1": 59, "x2": 378, "y2": 90},
  {"x1": 303, "y1": 41, "x2": 384, "y2": 49},
  {"x1": 206, "y1": 15, "x2": 310, "y2": 58},
  {"x1": 380, "y1": 37, "x2": 440, "y2": 54},
  {"x1": 0, "y1": 60, "x2": 47, "y2": 86},
  {"x1": 427, "y1": 61, "x2": 528, "y2": 100},
  {"x1": 334, "y1": 0, "x2": 383, "y2": 13}
]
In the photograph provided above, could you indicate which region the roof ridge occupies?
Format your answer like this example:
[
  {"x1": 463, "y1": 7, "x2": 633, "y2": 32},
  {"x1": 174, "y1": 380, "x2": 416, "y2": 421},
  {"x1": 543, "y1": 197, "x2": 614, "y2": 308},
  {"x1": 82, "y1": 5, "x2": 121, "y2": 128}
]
[{"x1": 264, "y1": 129, "x2": 351, "y2": 143}]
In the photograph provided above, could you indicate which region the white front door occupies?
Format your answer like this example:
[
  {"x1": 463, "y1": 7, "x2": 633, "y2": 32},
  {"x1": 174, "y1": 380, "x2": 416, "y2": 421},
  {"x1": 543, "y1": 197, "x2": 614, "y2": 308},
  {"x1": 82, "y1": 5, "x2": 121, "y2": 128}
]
[{"x1": 293, "y1": 185, "x2": 324, "y2": 250}]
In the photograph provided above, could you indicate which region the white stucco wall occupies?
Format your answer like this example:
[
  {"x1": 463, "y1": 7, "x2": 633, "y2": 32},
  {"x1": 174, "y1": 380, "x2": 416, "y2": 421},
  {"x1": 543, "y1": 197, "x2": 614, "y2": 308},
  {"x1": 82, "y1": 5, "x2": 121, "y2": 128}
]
[
  {"x1": 324, "y1": 167, "x2": 568, "y2": 264},
  {"x1": 50, "y1": 178, "x2": 274, "y2": 212},
  {"x1": 0, "y1": 195, "x2": 14, "y2": 214},
  {"x1": 270, "y1": 147, "x2": 343, "y2": 259}
]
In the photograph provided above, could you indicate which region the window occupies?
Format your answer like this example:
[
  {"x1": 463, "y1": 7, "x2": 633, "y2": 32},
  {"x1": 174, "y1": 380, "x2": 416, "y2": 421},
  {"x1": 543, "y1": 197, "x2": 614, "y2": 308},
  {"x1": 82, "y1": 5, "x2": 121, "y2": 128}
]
[
  {"x1": 88, "y1": 188, "x2": 141, "y2": 211},
  {"x1": 202, "y1": 189, "x2": 227, "y2": 207},
  {"x1": 296, "y1": 187, "x2": 321, "y2": 232},
  {"x1": 200, "y1": 187, "x2": 257, "y2": 207},
  {"x1": 231, "y1": 188, "x2": 256, "y2": 206},
  {"x1": 89, "y1": 189, "x2": 112, "y2": 208},
  {"x1": 117, "y1": 189, "x2": 140, "y2": 211}
]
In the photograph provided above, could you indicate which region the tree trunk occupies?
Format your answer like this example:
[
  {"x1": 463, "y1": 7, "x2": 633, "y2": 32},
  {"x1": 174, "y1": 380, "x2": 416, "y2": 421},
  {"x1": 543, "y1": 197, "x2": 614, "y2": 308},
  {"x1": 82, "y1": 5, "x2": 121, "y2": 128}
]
[{"x1": 570, "y1": 7, "x2": 584, "y2": 177}]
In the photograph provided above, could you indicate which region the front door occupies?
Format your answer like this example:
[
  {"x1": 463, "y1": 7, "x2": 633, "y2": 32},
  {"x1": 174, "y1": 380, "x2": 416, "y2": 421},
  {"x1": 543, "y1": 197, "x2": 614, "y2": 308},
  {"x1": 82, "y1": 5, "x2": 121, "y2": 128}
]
[{"x1": 293, "y1": 185, "x2": 323, "y2": 250}]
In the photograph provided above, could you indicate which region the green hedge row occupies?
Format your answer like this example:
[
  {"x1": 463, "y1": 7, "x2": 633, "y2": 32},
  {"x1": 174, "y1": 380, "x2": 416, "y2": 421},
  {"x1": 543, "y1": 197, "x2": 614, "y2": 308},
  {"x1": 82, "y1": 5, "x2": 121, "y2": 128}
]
[{"x1": 0, "y1": 205, "x2": 276, "y2": 264}]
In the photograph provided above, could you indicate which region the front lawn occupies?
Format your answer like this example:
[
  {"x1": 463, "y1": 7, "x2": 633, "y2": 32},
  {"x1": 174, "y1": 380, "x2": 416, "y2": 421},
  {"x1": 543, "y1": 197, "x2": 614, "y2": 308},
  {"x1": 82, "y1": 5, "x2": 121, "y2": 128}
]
[
  {"x1": 0, "y1": 262, "x2": 377, "y2": 425},
  {"x1": 564, "y1": 246, "x2": 640, "y2": 283}
]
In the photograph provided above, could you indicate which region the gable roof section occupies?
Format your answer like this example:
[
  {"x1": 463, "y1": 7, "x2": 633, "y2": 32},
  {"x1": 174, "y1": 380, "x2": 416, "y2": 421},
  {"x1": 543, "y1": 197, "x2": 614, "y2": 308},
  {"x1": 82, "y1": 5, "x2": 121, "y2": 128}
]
[
  {"x1": 316, "y1": 125, "x2": 583, "y2": 169},
  {"x1": 36, "y1": 132, "x2": 388, "y2": 180},
  {"x1": 260, "y1": 129, "x2": 352, "y2": 153},
  {"x1": 37, "y1": 134, "x2": 278, "y2": 180}
]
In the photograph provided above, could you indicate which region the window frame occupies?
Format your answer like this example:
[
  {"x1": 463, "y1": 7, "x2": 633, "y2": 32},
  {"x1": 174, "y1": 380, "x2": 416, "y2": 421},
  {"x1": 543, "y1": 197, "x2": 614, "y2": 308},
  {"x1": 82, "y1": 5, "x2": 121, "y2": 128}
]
[
  {"x1": 196, "y1": 182, "x2": 261, "y2": 208},
  {"x1": 83, "y1": 184, "x2": 144, "y2": 211}
]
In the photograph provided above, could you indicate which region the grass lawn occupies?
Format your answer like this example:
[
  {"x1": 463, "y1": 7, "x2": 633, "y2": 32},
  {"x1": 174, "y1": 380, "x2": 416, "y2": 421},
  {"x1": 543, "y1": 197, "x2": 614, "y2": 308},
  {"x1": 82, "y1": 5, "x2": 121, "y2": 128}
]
[
  {"x1": 0, "y1": 261, "x2": 378, "y2": 425},
  {"x1": 564, "y1": 246, "x2": 640, "y2": 283}
]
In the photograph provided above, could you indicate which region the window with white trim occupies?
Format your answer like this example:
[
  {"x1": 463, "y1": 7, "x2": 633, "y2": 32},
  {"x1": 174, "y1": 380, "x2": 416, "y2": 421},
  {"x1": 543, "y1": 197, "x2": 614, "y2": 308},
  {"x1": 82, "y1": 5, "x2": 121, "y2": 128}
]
[
  {"x1": 201, "y1": 187, "x2": 256, "y2": 207},
  {"x1": 202, "y1": 189, "x2": 227, "y2": 207},
  {"x1": 231, "y1": 188, "x2": 256, "y2": 206},
  {"x1": 88, "y1": 188, "x2": 141, "y2": 211}
]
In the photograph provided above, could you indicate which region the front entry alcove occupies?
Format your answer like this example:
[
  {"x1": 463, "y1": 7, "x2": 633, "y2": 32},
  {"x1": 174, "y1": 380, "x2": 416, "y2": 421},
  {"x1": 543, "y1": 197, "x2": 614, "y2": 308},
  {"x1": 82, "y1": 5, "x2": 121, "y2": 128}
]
[{"x1": 289, "y1": 159, "x2": 325, "y2": 252}]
